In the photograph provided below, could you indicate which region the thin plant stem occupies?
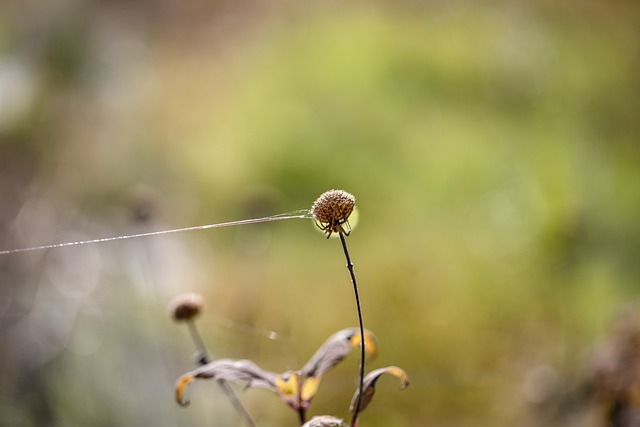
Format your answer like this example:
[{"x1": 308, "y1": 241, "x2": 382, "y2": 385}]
[
  {"x1": 296, "y1": 373, "x2": 307, "y2": 425},
  {"x1": 187, "y1": 321, "x2": 258, "y2": 427},
  {"x1": 217, "y1": 380, "x2": 256, "y2": 427},
  {"x1": 187, "y1": 321, "x2": 210, "y2": 365},
  {"x1": 339, "y1": 233, "x2": 365, "y2": 427}
]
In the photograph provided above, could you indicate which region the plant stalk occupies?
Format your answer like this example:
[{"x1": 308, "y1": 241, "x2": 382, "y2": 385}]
[
  {"x1": 339, "y1": 233, "x2": 365, "y2": 427},
  {"x1": 187, "y1": 321, "x2": 258, "y2": 427},
  {"x1": 297, "y1": 374, "x2": 307, "y2": 425},
  {"x1": 298, "y1": 407, "x2": 306, "y2": 426}
]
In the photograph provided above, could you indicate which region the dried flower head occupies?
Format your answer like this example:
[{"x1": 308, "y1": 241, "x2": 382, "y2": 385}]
[
  {"x1": 311, "y1": 190, "x2": 356, "y2": 238},
  {"x1": 168, "y1": 293, "x2": 205, "y2": 322}
]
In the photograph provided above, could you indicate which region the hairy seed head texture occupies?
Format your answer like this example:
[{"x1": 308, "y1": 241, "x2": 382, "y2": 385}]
[{"x1": 311, "y1": 190, "x2": 355, "y2": 238}]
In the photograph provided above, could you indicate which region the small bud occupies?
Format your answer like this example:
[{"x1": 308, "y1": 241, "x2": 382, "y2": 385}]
[
  {"x1": 168, "y1": 293, "x2": 205, "y2": 322},
  {"x1": 311, "y1": 190, "x2": 356, "y2": 238}
]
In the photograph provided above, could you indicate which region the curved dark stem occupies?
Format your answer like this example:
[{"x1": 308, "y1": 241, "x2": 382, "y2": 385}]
[
  {"x1": 296, "y1": 374, "x2": 307, "y2": 425},
  {"x1": 187, "y1": 321, "x2": 258, "y2": 427},
  {"x1": 339, "y1": 233, "x2": 365, "y2": 427}
]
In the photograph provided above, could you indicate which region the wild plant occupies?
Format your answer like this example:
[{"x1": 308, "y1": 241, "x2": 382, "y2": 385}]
[
  {"x1": 171, "y1": 190, "x2": 410, "y2": 426},
  {"x1": 169, "y1": 293, "x2": 258, "y2": 427},
  {"x1": 0, "y1": 189, "x2": 409, "y2": 426}
]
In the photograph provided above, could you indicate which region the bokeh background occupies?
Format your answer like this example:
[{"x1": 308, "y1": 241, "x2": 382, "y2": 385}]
[{"x1": 1, "y1": 1, "x2": 639, "y2": 426}]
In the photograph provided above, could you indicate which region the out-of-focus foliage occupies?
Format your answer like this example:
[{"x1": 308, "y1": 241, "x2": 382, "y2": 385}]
[{"x1": 1, "y1": 1, "x2": 639, "y2": 427}]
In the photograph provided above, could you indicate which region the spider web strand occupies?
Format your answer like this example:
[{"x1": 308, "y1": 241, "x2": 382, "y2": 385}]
[{"x1": 0, "y1": 210, "x2": 312, "y2": 255}]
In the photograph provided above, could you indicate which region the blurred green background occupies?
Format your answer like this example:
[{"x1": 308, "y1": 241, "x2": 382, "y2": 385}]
[{"x1": 1, "y1": 1, "x2": 639, "y2": 426}]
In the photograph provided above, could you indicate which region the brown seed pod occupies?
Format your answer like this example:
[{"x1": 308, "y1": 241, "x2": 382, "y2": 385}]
[
  {"x1": 311, "y1": 190, "x2": 356, "y2": 238},
  {"x1": 168, "y1": 293, "x2": 205, "y2": 322}
]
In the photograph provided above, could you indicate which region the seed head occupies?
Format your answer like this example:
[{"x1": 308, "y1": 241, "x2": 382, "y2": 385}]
[
  {"x1": 311, "y1": 190, "x2": 355, "y2": 238},
  {"x1": 168, "y1": 293, "x2": 205, "y2": 322}
]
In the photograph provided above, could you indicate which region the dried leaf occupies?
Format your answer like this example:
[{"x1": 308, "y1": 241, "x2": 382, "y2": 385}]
[
  {"x1": 274, "y1": 371, "x2": 300, "y2": 399},
  {"x1": 273, "y1": 371, "x2": 307, "y2": 409},
  {"x1": 301, "y1": 415, "x2": 348, "y2": 427},
  {"x1": 349, "y1": 366, "x2": 410, "y2": 413},
  {"x1": 175, "y1": 374, "x2": 196, "y2": 407},
  {"x1": 301, "y1": 376, "x2": 321, "y2": 402},
  {"x1": 297, "y1": 328, "x2": 377, "y2": 406},
  {"x1": 175, "y1": 359, "x2": 279, "y2": 407},
  {"x1": 302, "y1": 328, "x2": 378, "y2": 379}
]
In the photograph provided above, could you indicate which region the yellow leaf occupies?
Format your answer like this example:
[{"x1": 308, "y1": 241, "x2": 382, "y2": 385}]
[
  {"x1": 175, "y1": 374, "x2": 195, "y2": 407},
  {"x1": 275, "y1": 373, "x2": 300, "y2": 398},
  {"x1": 350, "y1": 366, "x2": 410, "y2": 413},
  {"x1": 384, "y1": 366, "x2": 410, "y2": 389},
  {"x1": 349, "y1": 330, "x2": 378, "y2": 358},
  {"x1": 301, "y1": 376, "x2": 321, "y2": 402}
]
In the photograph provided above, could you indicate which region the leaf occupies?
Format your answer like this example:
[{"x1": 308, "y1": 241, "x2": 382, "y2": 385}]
[
  {"x1": 301, "y1": 376, "x2": 321, "y2": 402},
  {"x1": 301, "y1": 415, "x2": 348, "y2": 427},
  {"x1": 273, "y1": 371, "x2": 308, "y2": 409},
  {"x1": 175, "y1": 359, "x2": 279, "y2": 407},
  {"x1": 349, "y1": 366, "x2": 410, "y2": 414},
  {"x1": 175, "y1": 374, "x2": 196, "y2": 407},
  {"x1": 274, "y1": 372, "x2": 300, "y2": 399},
  {"x1": 298, "y1": 328, "x2": 378, "y2": 405},
  {"x1": 301, "y1": 328, "x2": 378, "y2": 379}
]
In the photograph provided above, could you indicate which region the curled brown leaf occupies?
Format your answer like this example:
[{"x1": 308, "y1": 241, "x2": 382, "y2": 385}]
[
  {"x1": 175, "y1": 359, "x2": 279, "y2": 407},
  {"x1": 298, "y1": 327, "x2": 377, "y2": 406},
  {"x1": 349, "y1": 366, "x2": 410, "y2": 414},
  {"x1": 301, "y1": 327, "x2": 378, "y2": 379}
]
